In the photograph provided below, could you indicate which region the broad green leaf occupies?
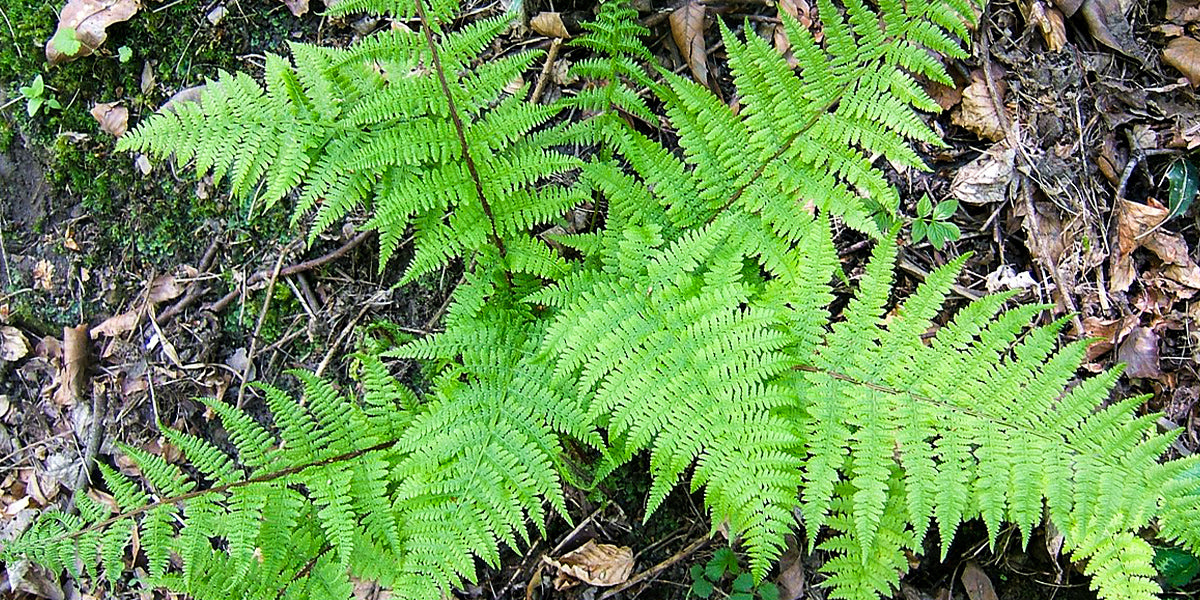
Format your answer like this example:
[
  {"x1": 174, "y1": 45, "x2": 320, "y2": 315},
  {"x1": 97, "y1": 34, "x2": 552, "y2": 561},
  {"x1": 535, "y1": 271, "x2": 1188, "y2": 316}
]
[{"x1": 1166, "y1": 158, "x2": 1198, "y2": 221}]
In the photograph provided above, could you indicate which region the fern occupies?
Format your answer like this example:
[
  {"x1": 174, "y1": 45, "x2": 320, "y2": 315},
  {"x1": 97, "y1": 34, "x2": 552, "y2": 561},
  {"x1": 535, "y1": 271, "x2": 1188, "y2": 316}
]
[
  {"x1": 8, "y1": 2, "x2": 1200, "y2": 600},
  {"x1": 118, "y1": 11, "x2": 583, "y2": 281}
]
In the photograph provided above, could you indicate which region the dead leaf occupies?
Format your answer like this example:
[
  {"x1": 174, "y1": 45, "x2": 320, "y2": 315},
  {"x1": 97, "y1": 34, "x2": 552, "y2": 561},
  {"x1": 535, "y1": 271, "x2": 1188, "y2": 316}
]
[
  {"x1": 33, "y1": 259, "x2": 55, "y2": 291},
  {"x1": 984, "y1": 265, "x2": 1037, "y2": 293},
  {"x1": 53, "y1": 324, "x2": 89, "y2": 407},
  {"x1": 775, "y1": 537, "x2": 807, "y2": 600},
  {"x1": 148, "y1": 273, "x2": 182, "y2": 304},
  {"x1": 1077, "y1": 0, "x2": 1142, "y2": 59},
  {"x1": 206, "y1": 3, "x2": 226, "y2": 25},
  {"x1": 1081, "y1": 314, "x2": 1138, "y2": 362},
  {"x1": 1028, "y1": 1, "x2": 1067, "y2": 51},
  {"x1": 1110, "y1": 199, "x2": 1200, "y2": 293},
  {"x1": 140, "y1": 60, "x2": 156, "y2": 95},
  {"x1": 1167, "y1": 0, "x2": 1200, "y2": 23},
  {"x1": 1164, "y1": 36, "x2": 1200, "y2": 87},
  {"x1": 135, "y1": 154, "x2": 153, "y2": 175},
  {"x1": 670, "y1": 2, "x2": 710, "y2": 88},
  {"x1": 89, "y1": 102, "x2": 128, "y2": 137},
  {"x1": 531, "y1": 12, "x2": 571, "y2": 38},
  {"x1": 950, "y1": 143, "x2": 1016, "y2": 204},
  {"x1": 280, "y1": 0, "x2": 308, "y2": 17},
  {"x1": 951, "y1": 68, "x2": 1007, "y2": 142},
  {"x1": 46, "y1": 0, "x2": 140, "y2": 66},
  {"x1": 0, "y1": 326, "x2": 30, "y2": 362},
  {"x1": 92, "y1": 310, "x2": 141, "y2": 338},
  {"x1": 1117, "y1": 326, "x2": 1162, "y2": 379},
  {"x1": 542, "y1": 540, "x2": 634, "y2": 590},
  {"x1": 159, "y1": 84, "x2": 206, "y2": 114},
  {"x1": 960, "y1": 562, "x2": 998, "y2": 600}
]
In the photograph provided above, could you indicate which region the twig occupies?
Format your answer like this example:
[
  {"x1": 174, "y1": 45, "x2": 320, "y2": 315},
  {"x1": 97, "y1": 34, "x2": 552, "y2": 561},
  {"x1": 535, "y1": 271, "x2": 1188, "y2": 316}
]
[
  {"x1": 530, "y1": 37, "x2": 563, "y2": 105},
  {"x1": 896, "y1": 255, "x2": 982, "y2": 301},
  {"x1": 597, "y1": 535, "x2": 711, "y2": 599},
  {"x1": 0, "y1": 7, "x2": 20, "y2": 59},
  {"x1": 207, "y1": 231, "x2": 371, "y2": 315},
  {"x1": 236, "y1": 243, "x2": 295, "y2": 408},
  {"x1": 315, "y1": 298, "x2": 377, "y2": 378}
]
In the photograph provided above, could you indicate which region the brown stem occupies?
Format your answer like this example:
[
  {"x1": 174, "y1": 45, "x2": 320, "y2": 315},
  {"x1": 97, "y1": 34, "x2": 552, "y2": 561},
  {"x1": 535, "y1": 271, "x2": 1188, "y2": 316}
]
[{"x1": 412, "y1": 0, "x2": 511, "y2": 281}]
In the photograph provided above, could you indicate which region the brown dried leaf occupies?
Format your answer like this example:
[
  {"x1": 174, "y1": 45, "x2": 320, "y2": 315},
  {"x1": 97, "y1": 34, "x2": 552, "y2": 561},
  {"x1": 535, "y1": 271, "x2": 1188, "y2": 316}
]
[
  {"x1": 951, "y1": 68, "x2": 1007, "y2": 142},
  {"x1": 960, "y1": 562, "x2": 999, "y2": 600},
  {"x1": 53, "y1": 324, "x2": 89, "y2": 407},
  {"x1": 1167, "y1": 0, "x2": 1200, "y2": 24},
  {"x1": 1029, "y1": 2, "x2": 1067, "y2": 51},
  {"x1": 1110, "y1": 199, "x2": 1200, "y2": 292},
  {"x1": 542, "y1": 540, "x2": 634, "y2": 590},
  {"x1": 1117, "y1": 326, "x2": 1162, "y2": 379},
  {"x1": 281, "y1": 0, "x2": 308, "y2": 17},
  {"x1": 148, "y1": 273, "x2": 183, "y2": 304},
  {"x1": 160, "y1": 84, "x2": 206, "y2": 114},
  {"x1": 670, "y1": 2, "x2": 710, "y2": 88},
  {"x1": 92, "y1": 310, "x2": 141, "y2": 338},
  {"x1": 531, "y1": 12, "x2": 571, "y2": 38},
  {"x1": 33, "y1": 259, "x2": 55, "y2": 291},
  {"x1": 89, "y1": 102, "x2": 128, "y2": 138},
  {"x1": 775, "y1": 537, "x2": 807, "y2": 600},
  {"x1": 1050, "y1": 0, "x2": 1084, "y2": 16},
  {"x1": 46, "y1": 0, "x2": 140, "y2": 66},
  {"x1": 1078, "y1": 0, "x2": 1142, "y2": 59},
  {"x1": 1164, "y1": 36, "x2": 1200, "y2": 87},
  {"x1": 0, "y1": 326, "x2": 30, "y2": 362},
  {"x1": 950, "y1": 143, "x2": 1016, "y2": 204}
]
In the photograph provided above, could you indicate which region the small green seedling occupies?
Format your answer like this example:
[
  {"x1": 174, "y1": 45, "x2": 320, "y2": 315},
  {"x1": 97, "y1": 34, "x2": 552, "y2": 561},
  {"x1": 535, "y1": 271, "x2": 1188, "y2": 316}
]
[
  {"x1": 689, "y1": 548, "x2": 779, "y2": 600},
  {"x1": 117, "y1": 45, "x2": 133, "y2": 63},
  {"x1": 18, "y1": 75, "x2": 61, "y2": 117},
  {"x1": 911, "y1": 195, "x2": 961, "y2": 250},
  {"x1": 49, "y1": 26, "x2": 83, "y2": 56}
]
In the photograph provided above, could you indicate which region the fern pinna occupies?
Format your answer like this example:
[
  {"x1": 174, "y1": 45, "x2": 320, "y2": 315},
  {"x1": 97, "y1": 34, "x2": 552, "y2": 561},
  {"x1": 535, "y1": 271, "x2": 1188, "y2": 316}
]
[{"x1": 7, "y1": 1, "x2": 1200, "y2": 600}]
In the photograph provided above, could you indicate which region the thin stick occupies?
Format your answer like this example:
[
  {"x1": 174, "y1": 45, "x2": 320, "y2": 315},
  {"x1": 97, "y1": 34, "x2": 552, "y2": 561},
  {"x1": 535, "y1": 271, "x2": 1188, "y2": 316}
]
[
  {"x1": 530, "y1": 37, "x2": 563, "y2": 105},
  {"x1": 236, "y1": 244, "x2": 294, "y2": 408}
]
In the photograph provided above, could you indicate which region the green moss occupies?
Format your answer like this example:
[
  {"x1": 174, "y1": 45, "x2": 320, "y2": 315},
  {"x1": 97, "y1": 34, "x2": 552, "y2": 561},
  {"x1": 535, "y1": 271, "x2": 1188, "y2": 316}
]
[{"x1": 2, "y1": 0, "x2": 310, "y2": 266}]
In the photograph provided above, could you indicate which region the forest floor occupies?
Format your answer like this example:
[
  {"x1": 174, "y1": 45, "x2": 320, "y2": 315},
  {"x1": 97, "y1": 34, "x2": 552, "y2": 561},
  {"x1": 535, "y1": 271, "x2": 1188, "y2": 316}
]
[{"x1": 0, "y1": 0, "x2": 1198, "y2": 599}]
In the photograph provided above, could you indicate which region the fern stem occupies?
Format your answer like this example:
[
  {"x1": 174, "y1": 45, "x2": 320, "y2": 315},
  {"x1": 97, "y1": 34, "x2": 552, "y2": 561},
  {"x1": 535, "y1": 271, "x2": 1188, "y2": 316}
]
[{"x1": 412, "y1": 0, "x2": 512, "y2": 278}]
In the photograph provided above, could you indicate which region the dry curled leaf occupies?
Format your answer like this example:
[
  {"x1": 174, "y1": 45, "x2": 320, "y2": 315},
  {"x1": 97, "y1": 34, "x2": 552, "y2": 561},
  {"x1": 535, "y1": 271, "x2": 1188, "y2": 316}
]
[
  {"x1": 531, "y1": 12, "x2": 571, "y2": 38},
  {"x1": 1167, "y1": 0, "x2": 1200, "y2": 23},
  {"x1": 91, "y1": 310, "x2": 141, "y2": 338},
  {"x1": 0, "y1": 326, "x2": 30, "y2": 362},
  {"x1": 1164, "y1": 36, "x2": 1200, "y2": 87},
  {"x1": 951, "y1": 68, "x2": 1007, "y2": 142},
  {"x1": 670, "y1": 2, "x2": 710, "y2": 88},
  {"x1": 1117, "y1": 326, "x2": 1162, "y2": 379},
  {"x1": 281, "y1": 0, "x2": 308, "y2": 17},
  {"x1": 148, "y1": 273, "x2": 183, "y2": 304},
  {"x1": 1028, "y1": 1, "x2": 1067, "y2": 51},
  {"x1": 53, "y1": 324, "x2": 90, "y2": 407},
  {"x1": 89, "y1": 102, "x2": 128, "y2": 138},
  {"x1": 960, "y1": 562, "x2": 998, "y2": 600},
  {"x1": 1078, "y1": 0, "x2": 1142, "y2": 59},
  {"x1": 542, "y1": 540, "x2": 634, "y2": 590},
  {"x1": 46, "y1": 0, "x2": 140, "y2": 66},
  {"x1": 1110, "y1": 199, "x2": 1200, "y2": 293},
  {"x1": 949, "y1": 143, "x2": 1016, "y2": 204}
]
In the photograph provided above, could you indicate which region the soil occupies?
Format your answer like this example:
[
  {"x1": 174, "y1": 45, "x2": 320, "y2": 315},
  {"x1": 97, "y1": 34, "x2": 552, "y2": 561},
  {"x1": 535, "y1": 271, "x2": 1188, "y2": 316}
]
[{"x1": 1, "y1": 0, "x2": 1199, "y2": 599}]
